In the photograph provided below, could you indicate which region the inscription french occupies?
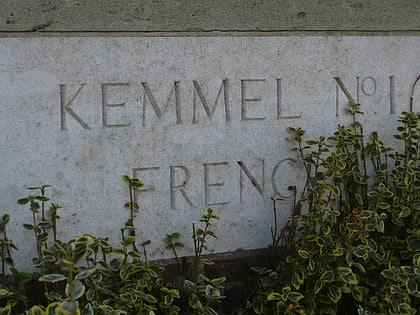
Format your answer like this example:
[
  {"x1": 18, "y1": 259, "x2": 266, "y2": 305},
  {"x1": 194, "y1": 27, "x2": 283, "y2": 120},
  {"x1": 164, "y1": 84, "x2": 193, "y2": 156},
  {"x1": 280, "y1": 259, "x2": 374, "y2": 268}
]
[{"x1": 133, "y1": 158, "x2": 300, "y2": 210}]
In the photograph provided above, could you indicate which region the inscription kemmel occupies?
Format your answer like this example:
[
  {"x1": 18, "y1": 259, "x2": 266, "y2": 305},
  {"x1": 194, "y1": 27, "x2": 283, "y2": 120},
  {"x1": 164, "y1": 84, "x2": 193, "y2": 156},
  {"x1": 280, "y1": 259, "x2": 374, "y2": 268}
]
[{"x1": 0, "y1": 36, "x2": 419, "y2": 269}]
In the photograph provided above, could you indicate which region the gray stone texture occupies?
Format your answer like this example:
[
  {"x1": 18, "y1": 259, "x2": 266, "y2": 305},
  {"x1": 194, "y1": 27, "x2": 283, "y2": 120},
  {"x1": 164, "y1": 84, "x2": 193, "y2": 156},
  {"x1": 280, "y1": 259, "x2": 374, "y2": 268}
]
[
  {"x1": 1, "y1": 36, "x2": 419, "y2": 270},
  {"x1": 0, "y1": 0, "x2": 419, "y2": 33},
  {"x1": 1, "y1": 1, "x2": 419, "y2": 271}
]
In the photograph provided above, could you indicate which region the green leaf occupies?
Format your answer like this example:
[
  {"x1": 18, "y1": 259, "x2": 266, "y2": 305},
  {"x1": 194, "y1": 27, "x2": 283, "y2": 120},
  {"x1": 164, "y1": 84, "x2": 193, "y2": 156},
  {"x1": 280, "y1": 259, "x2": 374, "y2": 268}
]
[
  {"x1": 282, "y1": 286, "x2": 291, "y2": 295},
  {"x1": 401, "y1": 266, "x2": 414, "y2": 275},
  {"x1": 353, "y1": 245, "x2": 367, "y2": 258},
  {"x1": 62, "y1": 301, "x2": 78, "y2": 313},
  {"x1": 408, "y1": 238, "x2": 420, "y2": 252},
  {"x1": 42, "y1": 255, "x2": 57, "y2": 264},
  {"x1": 342, "y1": 272, "x2": 358, "y2": 285},
  {"x1": 81, "y1": 303, "x2": 94, "y2": 315},
  {"x1": 46, "y1": 292, "x2": 62, "y2": 302},
  {"x1": 320, "y1": 270, "x2": 334, "y2": 282},
  {"x1": 367, "y1": 239, "x2": 378, "y2": 252},
  {"x1": 291, "y1": 272, "x2": 300, "y2": 289},
  {"x1": 314, "y1": 280, "x2": 323, "y2": 294},
  {"x1": 75, "y1": 268, "x2": 96, "y2": 280},
  {"x1": 189, "y1": 293, "x2": 202, "y2": 310},
  {"x1": 37, "y1": 221, "x2": 52, "y2": 228},
  {"x1": 298, "y1": 249, "x2": 309, "y2": 259},
  {"x1": 352, "y1": 287, "x2": 363, "y2": 302},
  {"x1": 23, "y1": 223, "x2": 34, "y2": 230},
  {"x1": 327, "y1": 285, "x2": 342, "y2": 303},
  {"x1": 308, "y1": 259, "x2": 315, "y2": 271},
  {"x1": 358, "y1": 210, "x2": 373, "y2": 219},
  {"x1": 139, "y1": 291, "x2": 158, "y2": 303},
  {"x1": 207, "y1": 229, "x2": 218, "y2": 239},
  {"x1": 185, "y1": 280, "x2": 198, "y2": 291},
  {"x1": 202, "y1": 307, "x2": 218, "y2": 315},
  {"x1": 45, "y1": 302, "x2": 61, "y2": 315},
  {"x1": 69, "y1": 280, "x2": 85, "y2": 300},
  {"x1": 163, "y1": 294, "x2": 174, "y2": 305},
  {"x1": 332, "y1": 248, "x2": 344, "y2": 257},
  {"x1": 0, "y1": 214, "x2": 10, "y2": 232},
  {"x1": 211, "y1": 277, "x2": 226, "y2": 285},
  {"x1": 353, "y1": 263, "x2": 366, "y2": 274},
  {"x1": 390, "y1": 285, "x2": 403, "y2": 295},
  {"x1": 112, "y1": 248, "x2": 125, "y2": 255},
  {"x1": 413, "y1": 253, "x2": 420, "y2": 267},
  {"x1": 378, "y1": 202, "x2": 391, "y2": 210},
  {"x1": 337, "y1": 266, "x2": 352, "y2": 278},
  {"x1": 407, "y1": 280, "x2": 418, "y2": 296},
  {"x1": 17, "y1": 197, "x2": 30, "y2": 205},
  {"x1": 0, "y1": 289, "x2": 12, "y2": 297},
  {"x1": 253, "y1": 297, "x2": 264, "y2": 314},
  {"x1": 205, "y1": 285, "x2": 222, "y2": 299},
  {"x1": 37, "y1": 231, "x2": 49, "y2": 244},
  {"x1": 267, "y1": 292, "x2": 283, "y2": 301},
  {"x1": 56, "y1": 259, "x2": 74, "y2": 268},
  {"x1": 381, "y1": 269, "x2": 395, "y2": 280},
  {"x1": 25, "y1": 305, "x2": 45, "y2": 315},
  {"x1": 399, "y1": 206, "x2": 411, "y2": 218},
  {"x1": 286, "y1": 292, "x2": 304, "y2": 302},
  {"x1": 39, "y1": 274, "x2": 66, "y2": 283}
]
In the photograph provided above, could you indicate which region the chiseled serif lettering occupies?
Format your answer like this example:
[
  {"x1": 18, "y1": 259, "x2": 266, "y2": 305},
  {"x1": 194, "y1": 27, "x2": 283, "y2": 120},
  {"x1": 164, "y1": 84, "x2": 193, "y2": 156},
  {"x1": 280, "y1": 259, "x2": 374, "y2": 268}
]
[
  {"x1": 204, "y1": 162, "x2": 229, "y2": 206},
  {"x1": 271, "y1": 158, "x2": 298, "y2": 199},
  {"x1": 60, "y1": 84, "x2": 91, "y2": 130},
  {"x1": 238, "y1": 160, "x2": 264, "y2": 202},
  {"x1": 141, "y1": 81, "x2": 181, "y2": 127},
  {"x1": 335, "y1": 76, "x2": 396, "y2": 116},
  {"x1": 192, "y1": 79, "x2": 230, "y2": 123},
  {"x1": 170, "y1": 165, "x2": 195, "y2": 209},
  {"x1": 276, "y1": 78, "x2": 302, "y2": 119},
  {"x1": 241, "y1": 79, "x2": 266, "y2": 121},
  {"x1": 101, "y1": 83, "x2": 131, "y2": 128}
]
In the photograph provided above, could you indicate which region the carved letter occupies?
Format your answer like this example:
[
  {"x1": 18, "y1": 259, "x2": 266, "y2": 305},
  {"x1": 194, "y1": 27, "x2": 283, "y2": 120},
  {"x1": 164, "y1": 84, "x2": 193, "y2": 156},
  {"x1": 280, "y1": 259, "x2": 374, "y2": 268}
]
[
  {"x1": 60, "y1": 84, "x2": 91, "y2": 130},
  {"x1": 238, "y1": 160, "x2": 264, "y2": 203},
  {"x1": 389, "y1": 76, "x2": 395, "y2": 114},
  {"x1": 410, "y1": 76, "x2": 420, "y2": 112},
  {"x1": 277, "y1": 79, "x2": 301, "y2": 119},
  {"x1": 141, "y1": 81, "x2": 181, "y2": 127},
  {"x1": 271, "y1": 158, "x2": 297, "y2": 199},
  {"x1": 334, "y1": 77, "x2": 356, "y2": 117},
  {"x1": 170, "y1": 165, "x2": 194, "y2": 209},
  {"x1": 241, "y1": 79, "x2": 266, "y2": 120},
  {"x1": 360, "y1": 77, "x2": 376, "y2": 96},
  {"x1": 132, "y1": 167, "x2": 160, "y2": 203},
  {"x1": 192, "y1": 80, "x2": 230, "y2": 123},
  {"x1": 203, "y1": 162, "x2": 229, "y2": 206},
  {"x1": 132, "y1": 167, "x2": 160, "y2": 192},
  {"x1": 101, "y1": 83, "x2": 131, "y2": 128}
]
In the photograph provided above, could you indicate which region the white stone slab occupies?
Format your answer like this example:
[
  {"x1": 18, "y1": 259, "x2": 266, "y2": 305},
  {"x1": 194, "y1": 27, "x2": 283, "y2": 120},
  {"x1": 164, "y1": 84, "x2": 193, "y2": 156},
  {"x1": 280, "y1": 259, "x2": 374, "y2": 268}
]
[{"x1": 0, "y1": 36, "x2": 419, "y2": 270}]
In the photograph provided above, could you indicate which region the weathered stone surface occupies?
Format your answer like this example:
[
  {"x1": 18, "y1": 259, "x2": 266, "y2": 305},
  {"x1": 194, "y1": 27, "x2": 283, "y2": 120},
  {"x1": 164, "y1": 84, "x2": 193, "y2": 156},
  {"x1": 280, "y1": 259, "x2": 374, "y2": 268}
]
[
  {"x1": 0, "y1": 0, "x2": 419, "y2": 32},
  {"x1": 0, "y1": 36, "x2": 419, "y2": 270}
]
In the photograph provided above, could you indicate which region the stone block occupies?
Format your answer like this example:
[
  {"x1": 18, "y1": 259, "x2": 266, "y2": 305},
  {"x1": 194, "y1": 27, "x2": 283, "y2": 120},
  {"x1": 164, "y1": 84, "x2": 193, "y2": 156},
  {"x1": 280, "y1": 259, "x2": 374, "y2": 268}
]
[{"x1": 0, "y1": 36, "x2": 419, "y2": 271}]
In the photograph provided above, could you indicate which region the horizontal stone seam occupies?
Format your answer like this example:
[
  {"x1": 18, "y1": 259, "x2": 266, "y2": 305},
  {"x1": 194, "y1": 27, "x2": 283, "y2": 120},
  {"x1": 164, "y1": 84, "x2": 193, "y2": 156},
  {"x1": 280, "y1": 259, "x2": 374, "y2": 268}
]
[{"x1": 0, "y1": 30, "x2": 420, "y2": 38}]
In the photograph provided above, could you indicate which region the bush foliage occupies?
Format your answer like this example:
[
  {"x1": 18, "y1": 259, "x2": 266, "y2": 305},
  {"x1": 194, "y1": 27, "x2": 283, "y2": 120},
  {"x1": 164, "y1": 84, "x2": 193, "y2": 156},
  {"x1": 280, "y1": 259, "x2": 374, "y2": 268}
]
[
  {"x1": 247, "y1": 106, "x2": 419, "y2": 315},
  {"x1": 1, "y1": 105, "x2": 419, "y2": 315}
]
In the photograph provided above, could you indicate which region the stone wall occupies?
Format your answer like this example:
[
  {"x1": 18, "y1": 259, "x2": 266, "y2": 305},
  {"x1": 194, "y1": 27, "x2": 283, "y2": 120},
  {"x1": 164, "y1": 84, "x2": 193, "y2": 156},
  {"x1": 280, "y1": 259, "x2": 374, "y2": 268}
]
[{"x1": 0, "y1": 0, "x2": 419, "y2": 272}]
